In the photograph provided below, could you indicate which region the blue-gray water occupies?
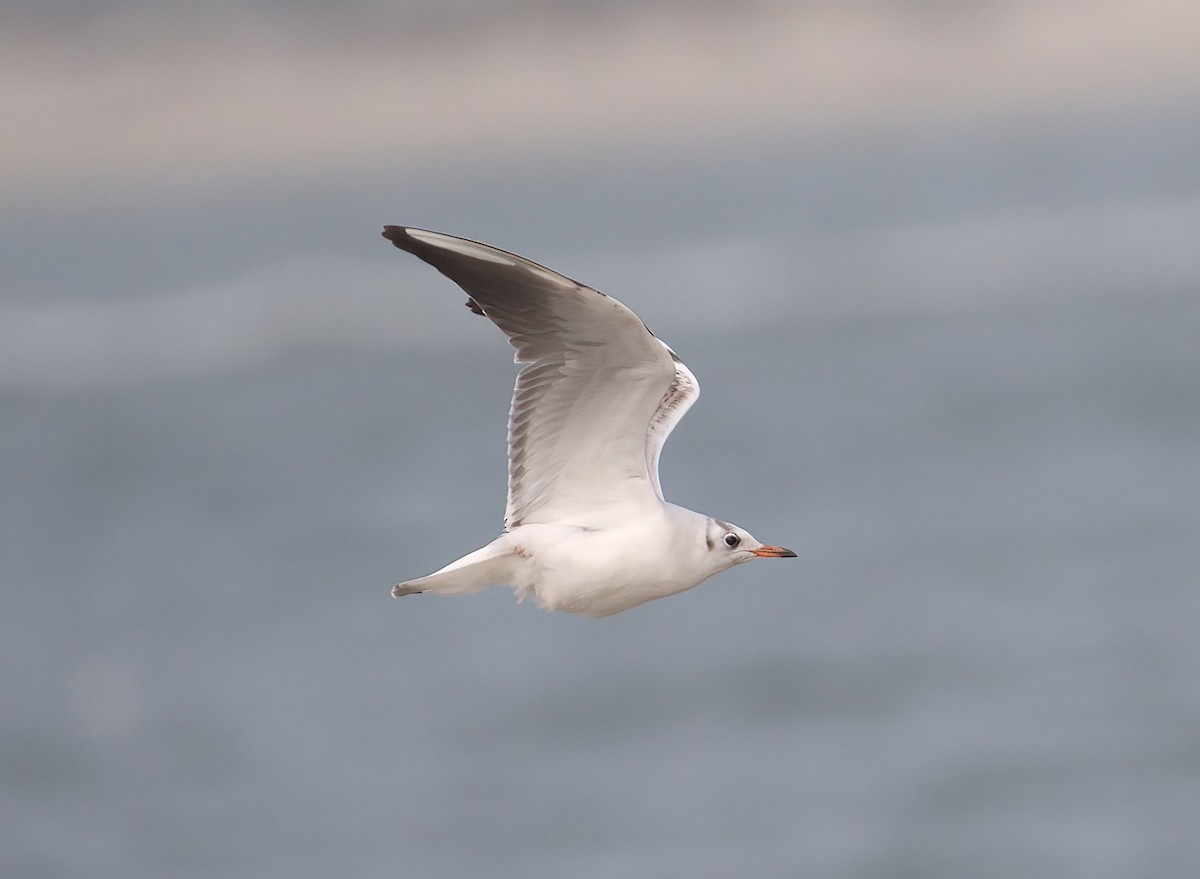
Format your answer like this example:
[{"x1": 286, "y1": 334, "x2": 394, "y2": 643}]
[{"x1": 5, "y1": 105, "x2": 1200, "y2": 876}]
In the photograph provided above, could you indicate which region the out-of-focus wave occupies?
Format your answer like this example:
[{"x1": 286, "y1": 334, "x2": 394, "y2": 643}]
[
  {"x1": 4, "y1": 194, "x2": 1196, "y2": 392},
  {"x1": 0, "y1": 255, "x2": 414, "y2": 392}
]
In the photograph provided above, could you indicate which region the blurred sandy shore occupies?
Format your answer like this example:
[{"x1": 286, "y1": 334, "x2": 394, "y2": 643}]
[{"x1": 4, "y1": 0, "x2": 1199, "y2": 198}]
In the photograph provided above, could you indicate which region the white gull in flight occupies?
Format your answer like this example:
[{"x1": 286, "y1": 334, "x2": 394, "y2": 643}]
[{"x1": 384, "y1": 226, "x2": 795, "y2": 617}]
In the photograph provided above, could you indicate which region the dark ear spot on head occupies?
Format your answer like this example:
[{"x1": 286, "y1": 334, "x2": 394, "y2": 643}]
[{"x1": 705, "y1": 531, "x2": 714, "y2": 551}]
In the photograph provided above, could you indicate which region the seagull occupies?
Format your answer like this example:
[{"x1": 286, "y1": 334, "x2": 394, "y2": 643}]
[{"x1": 384, "y1": 226, "x2": 795, "y2": 617}]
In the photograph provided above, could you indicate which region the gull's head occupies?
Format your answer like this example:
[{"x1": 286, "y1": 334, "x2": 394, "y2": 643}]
[{"x1": 703, "y1": 517, "x2": 796, "y2": 572}]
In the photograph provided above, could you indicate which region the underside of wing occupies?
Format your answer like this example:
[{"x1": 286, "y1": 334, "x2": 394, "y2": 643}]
[
  {"x1": 645, "y1": 345, "x2": 700, "y2": 500},
  {"x1": 384, "y1": 226, "x2": 700, "y2": 529}
]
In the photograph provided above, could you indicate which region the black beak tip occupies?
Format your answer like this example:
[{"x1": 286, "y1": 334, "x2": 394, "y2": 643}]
[{"x1": 781, "y1": 548, "x2": 798, "y2": 558}]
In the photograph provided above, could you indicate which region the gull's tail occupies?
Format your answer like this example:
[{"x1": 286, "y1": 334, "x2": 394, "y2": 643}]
[{"x1": 393, "y1": 539, "x2": 514, "y2": 599}]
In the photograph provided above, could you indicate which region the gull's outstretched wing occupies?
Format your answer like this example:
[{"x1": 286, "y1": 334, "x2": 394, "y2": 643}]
[{"x1": 383, "y1": 226, "x2": 699, "y2": 529}]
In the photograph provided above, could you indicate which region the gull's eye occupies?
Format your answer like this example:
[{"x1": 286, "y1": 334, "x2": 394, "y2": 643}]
[{"x1": 723, "y1": 532, "x2": 741, "y2": 548}]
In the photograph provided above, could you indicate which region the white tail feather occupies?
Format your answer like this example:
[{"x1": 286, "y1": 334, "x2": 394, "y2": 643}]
[{"x1": 393, "y1": 540, "x2": 514, "y2": 598}]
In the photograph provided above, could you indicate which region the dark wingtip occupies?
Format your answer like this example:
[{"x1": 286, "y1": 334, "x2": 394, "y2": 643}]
[
  {"x1": 465, "y1": 297, "x2": 485, "y2": 315},
  {"x1": 381, "y1": 225, "x2": 408, "y2": 247}
]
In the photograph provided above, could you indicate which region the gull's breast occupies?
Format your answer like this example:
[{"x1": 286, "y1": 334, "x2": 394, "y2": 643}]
[{"x1": 513, "y1": 521, "x2": 702, "y2": 617}]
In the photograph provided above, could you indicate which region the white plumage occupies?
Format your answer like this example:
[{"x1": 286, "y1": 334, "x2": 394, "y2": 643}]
[{"x1": 385, "y1": 227, "x2": 794, "y2": 617}]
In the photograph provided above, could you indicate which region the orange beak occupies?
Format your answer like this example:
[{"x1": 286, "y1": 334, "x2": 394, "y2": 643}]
[{"x1": 751, "y1": 545, "x2": 797, "y2": 558}]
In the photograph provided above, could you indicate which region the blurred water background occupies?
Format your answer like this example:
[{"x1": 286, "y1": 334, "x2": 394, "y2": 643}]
[{"x1": 3, "y1": 1, "x2": 1199, "y2": 876}]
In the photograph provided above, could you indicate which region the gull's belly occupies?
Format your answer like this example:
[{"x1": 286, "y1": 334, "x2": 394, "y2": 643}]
[{"x1": 509, "y1": 524, "x2": 704, "y2": 618}]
